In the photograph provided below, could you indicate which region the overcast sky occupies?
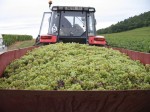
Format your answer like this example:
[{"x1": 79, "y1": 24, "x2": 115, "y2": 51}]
[{"x1": 0, "y1": 0, "x2": 150, "y2": 38}]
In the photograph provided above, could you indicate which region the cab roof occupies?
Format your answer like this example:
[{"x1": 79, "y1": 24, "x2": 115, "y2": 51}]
[{"x1": 52, "y1": 6, "x2": 95, "y2": 12}]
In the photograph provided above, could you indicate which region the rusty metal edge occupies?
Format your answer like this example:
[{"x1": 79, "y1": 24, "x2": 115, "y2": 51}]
[
  {"x1": 0, "y1": 46, "x2": 39, "y2": 77},
  {"x1": 0, "y1": 89, "x2": 150, "y2": 98},
  {"x1": 0, "y1": 89, "x2": 150, "y2": 112},
  {"x1": 108, "y1": 47, "x2": 150, "y2": 65}
]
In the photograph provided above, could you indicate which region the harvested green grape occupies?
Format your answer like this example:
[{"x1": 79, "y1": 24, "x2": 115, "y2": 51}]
[{"x1": 0, "y1": 43, "x2": 150, "y2": 90}]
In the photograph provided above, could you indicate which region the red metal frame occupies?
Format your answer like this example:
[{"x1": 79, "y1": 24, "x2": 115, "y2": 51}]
[
  {"x1": 111, "y1": 47, "x2": 150, "y2": 65},
  {"x1": 0, "y1": 46, "x2": 38, "y2": 77},
  {"x1": 0, "y1": 90, "x2": 150, "y2": 112},
  {"x1": 40, "y1": 35, "x2": 57, "y2": 43},
  {"x1": 88, "y1": 36, "x2": 106, "y2": 45}
]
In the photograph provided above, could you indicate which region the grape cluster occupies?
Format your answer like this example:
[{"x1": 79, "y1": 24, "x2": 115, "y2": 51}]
[{"x1": 0, "y1": 43, "x2": 150, "y2": 90}]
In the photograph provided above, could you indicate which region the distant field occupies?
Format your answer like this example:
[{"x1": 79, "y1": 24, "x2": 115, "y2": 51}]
[
  {"x1": 103, "y1": 27, "x2": 150, "y2": 53},
  {"x1": 8, "y1": 39, "x2": 35, "y2": 51},
  {"x1": 2, "y1": 34, "x2": 33, "y2": 46}
]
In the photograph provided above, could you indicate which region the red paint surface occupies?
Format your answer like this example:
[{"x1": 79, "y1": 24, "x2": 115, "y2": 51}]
[
  {"x1": 0, "y1": 46, "x2": 38, "y2": 77},
  {"x1": 112, "y1": 47, "x2": 150, "y2": 65},
  {"x1": 40, "y1": 35, "x2": 57, "y2": 43},
  {"x1": 88, "y1": 36, "x2": 107, "y2": 45},
  {"x1": 0, "y1": 90, "x2": 150, "y2": 112}
]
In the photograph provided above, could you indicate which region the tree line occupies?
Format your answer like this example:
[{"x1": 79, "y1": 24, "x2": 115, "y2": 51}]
[{"x1": 97, "y1": 11, "x2": 150, "y2": 34}]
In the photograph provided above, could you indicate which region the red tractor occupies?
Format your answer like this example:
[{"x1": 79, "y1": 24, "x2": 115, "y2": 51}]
[{"x1": 36, "y1": 1, "x2": 106, "y2": 45}]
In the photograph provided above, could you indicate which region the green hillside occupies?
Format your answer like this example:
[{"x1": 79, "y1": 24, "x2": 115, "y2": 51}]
[
  {"x1": 97, "y1": 11, "x2": 150, "y2": 34},
  {"x1": 104, "y1": 27, "x2": 150, "y2": 53}
]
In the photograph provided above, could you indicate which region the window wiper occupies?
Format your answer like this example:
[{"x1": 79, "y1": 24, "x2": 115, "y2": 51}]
[{"x1": 76, "y1": 17, "x2": 86, "y2": 26}]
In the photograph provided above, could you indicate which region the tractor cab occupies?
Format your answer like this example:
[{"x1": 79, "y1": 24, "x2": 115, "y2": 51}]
[{"x1": 36, "y1": 5, "x2": 106, "y2": 45}]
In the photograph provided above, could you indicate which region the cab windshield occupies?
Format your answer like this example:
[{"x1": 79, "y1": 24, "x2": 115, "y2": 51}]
[
  {"x1": 49, "y1": 11, "x2": 95, "y2": 37},
  {"x1": 60, "y1": 11, "x2": 86, "y2": 37}
]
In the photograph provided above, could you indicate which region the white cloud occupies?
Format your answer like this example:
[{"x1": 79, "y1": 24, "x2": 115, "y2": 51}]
[{"x1": 0, "y1": 0, "x2": 150, "y2": 37}]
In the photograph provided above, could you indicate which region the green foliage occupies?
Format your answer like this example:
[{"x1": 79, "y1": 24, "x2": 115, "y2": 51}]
[
  {"x1": 2, "y1": 34, "x2": 33, "y2": 46},
  {"x1": 104, "y1": 27, "x2": 150, "y2": 53},
  {"x1": 97, "y1": 11, "x2": 150, "y2": 34},
  {"x1": 0, "y1": 43, "x2": 149, "y2": 90}
]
